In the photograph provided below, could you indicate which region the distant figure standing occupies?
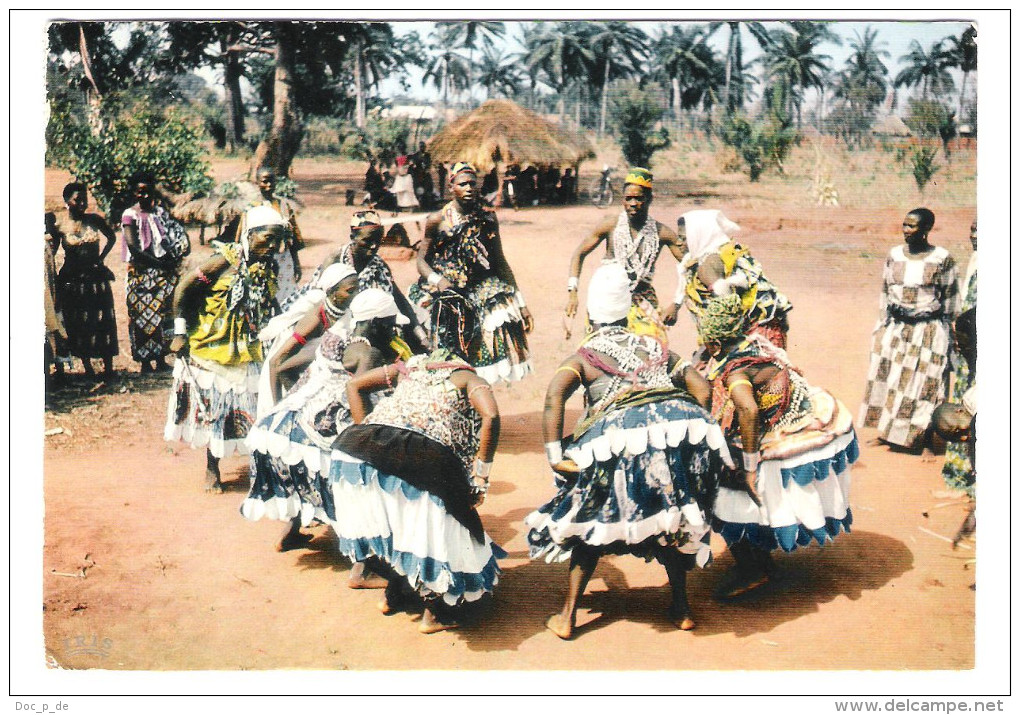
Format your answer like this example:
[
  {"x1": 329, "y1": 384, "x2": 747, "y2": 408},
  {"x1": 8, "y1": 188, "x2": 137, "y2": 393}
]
[
  {"x1": 246, "y1": 168, "x2": 304, "y2": 305},
  {"x1": 389, "y1": 156, "x2": 419, "y2": 212},
  {"x1": 860, "y1": 208, "x2": 960, "y2": 451}
]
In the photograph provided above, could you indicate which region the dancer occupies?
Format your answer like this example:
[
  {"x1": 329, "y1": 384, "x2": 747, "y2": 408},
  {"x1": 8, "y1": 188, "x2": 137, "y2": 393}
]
[
  {"x1": 667, "y1": 208, "x2": 793, "y2": 349},
  {"x1": 165, "y1": 206, "x2": 287, "y2": 492},
  {"x1": 700, "y1": 294, "x2": 857, "y2": 599},
  {"x1": 49, "y1": 182, "x2": 120, "y2": 378},
  {"x1": 526, "y1": 263, "x2": 732, "y2": 638},
  {"x1": 564, "y1": 167, "x2": 685, "y2": 338},
  {"x1": 243, "y1": 286, "x2": 409, "y2": 582},
  {"x1": 122, "y1": 173, "x2": 190, "y2": 373},
  {"x1": 329, "y1": 348, "x2": 505, "y2": 634},
  {"x1": 860, "y1": 208, "x2": 960, "y2": 451},
  {"x1": 408, "y1": 162, "x2": 533, "y2": 383}
]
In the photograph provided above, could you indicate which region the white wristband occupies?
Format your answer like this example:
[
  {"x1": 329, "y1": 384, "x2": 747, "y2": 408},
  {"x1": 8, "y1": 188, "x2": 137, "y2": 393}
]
[
  {"x1": 567, "y1": 276, "x2": 579, "y2": 292},
  {"x1": 515, "y1": 290, "x2": 526, "y2": 309},
  {"x1": 674, "y1": 263, "x2": 686, "y2": 306},
  {"x1": 741, "y1": 450, "x2": 760, "y2": 472},
  {"x1": 711, "y1": 278, "x2": 732, "y2": 296},
  {"x1": 545, "y1": 440, "x2": 563, "y2": 465},
  {"x1": 173, "y1": 317, "x2": 188, "y2": 336},
  {"x1": 427, "y1": 271, "x2": 442, "y2": 286},
  {"x1": 472, "y1": 458, "x2": 492, "y2": 479}
]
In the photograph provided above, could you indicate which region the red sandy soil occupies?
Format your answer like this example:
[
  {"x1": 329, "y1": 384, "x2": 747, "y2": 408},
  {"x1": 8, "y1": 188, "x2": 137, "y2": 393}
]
[{"x1": 38, "y1": 160, "x2": 979, "y2": 675}]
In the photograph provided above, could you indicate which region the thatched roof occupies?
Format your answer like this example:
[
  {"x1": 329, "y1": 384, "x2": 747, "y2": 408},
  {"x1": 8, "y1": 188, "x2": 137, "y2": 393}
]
[
  {"x1": 426, "y1": 99, "x2": 595, "y2": 173},
  {"x1": 871, "y1": 115, "x2": 913, "y2": 137}
]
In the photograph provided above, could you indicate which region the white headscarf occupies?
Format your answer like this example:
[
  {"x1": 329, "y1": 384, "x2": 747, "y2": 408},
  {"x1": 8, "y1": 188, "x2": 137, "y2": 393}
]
[
  {"x1": 680, "y1": 209, "x2": 741, "y2": 267},
  {"x1": 241, "y1": 205, "x2": 287, "y2": 259},
  {"x1": 349, "y1": 288, "x2": 410, "y2": 326},
  {"x1": 587, "y1": 261, "x2": 632, "y2": 325},
  {"x1": 255, "y1": 262, "x2": 358, "y2": 418}
]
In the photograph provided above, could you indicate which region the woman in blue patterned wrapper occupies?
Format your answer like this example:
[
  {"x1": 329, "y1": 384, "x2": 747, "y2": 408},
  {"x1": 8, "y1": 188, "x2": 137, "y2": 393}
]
[
  {"x1": 526, "y1": 262, "x2": 733, "y2": 638},
  {"x1": 699, "y1": 294, "x2": 857, "y2": 600},
  {"x1": 408, "y1": 162, "x2": 533, "y2": 384},
  {"x1": 243, "y1": 287, "x2": 409, "y2": 589},
  {"x1": 328, "y1": 347, "x2": 505, "y2": 634}
]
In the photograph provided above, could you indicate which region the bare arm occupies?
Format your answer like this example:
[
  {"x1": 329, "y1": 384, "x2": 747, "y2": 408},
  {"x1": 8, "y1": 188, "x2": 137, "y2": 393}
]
[
  {"x1": 669, "y1": 352, "x2": 711, "y2": 408},
  {"x1": 346, "y1": 365, "x2": 396, "y2": 424},
  {"x1": 543, "y1": 355, "x2": 586, "y2": 446},
  {"x1": 90, "y1": 214, "x2": 117, "y2": 262},
  {"x1": 565, "y1": 219, "x2": 612, "y2": 317},
  {"x1": 123, "y1": 220, "x2": 170, "y2": 271},
  {"x1": 168, "y1": 253, "x2": 230, "y2": 353},
  {"x1": 267, "y1": 304, "x2": 328, "y2": 403},
  {"x1": 415, "y1": 213, "x2": 452, "y2": 290},
  {"x1": 453, "y1": 371, "x2": 500, "y2": 464}
]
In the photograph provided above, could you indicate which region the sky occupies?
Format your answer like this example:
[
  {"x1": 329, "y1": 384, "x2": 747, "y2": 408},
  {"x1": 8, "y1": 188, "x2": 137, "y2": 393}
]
[{"x1": 378, "y1": 19, "x2": 974, "y2": 104}]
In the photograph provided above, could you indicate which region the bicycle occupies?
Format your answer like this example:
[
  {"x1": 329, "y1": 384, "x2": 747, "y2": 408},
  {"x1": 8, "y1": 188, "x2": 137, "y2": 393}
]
[{"x1": 586, "y1": 165, "x2": 615, "y2": 208}]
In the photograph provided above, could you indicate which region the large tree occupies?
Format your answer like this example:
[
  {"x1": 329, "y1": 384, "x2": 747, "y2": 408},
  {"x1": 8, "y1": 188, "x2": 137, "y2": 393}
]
[
  {"x1": 523, "y1": 21, "x2": 594, "y2": 121},
  {"x1": 943, "y1": 26, "x2": 977, "y2": 118},
  {"x1": 653, "y1": 24, "x2": 722, "y2": 128},
  {"x1": 894, "y1": 38, "x2": 956, "y2": 100},
  {"x1": 434, "y1": 20, "x2": 505, "y2": 103},
  {"x1": 477, "y1": 48, "x2": 523, "y2": 100},
  {"x1": 831, "y1": 25, "x2": 890, "y2": 144},
  {"x1": 346, "y1": 23, "x2": 424, "y2": 128},
  {"x1": 588, "y1": 21, "x2": 649, "y2": 135},
  {"x1": 760, "y1": 21, "x2": 839, "y2": 128},
  {"x1": 703, "y1": 21, "x2": 773, "y2": 115}
]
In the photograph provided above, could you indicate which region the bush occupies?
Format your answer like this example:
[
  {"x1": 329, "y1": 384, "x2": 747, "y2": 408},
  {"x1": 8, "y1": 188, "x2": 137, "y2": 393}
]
[
  {"x1": 338, "y1": 116, "x2": 415, "y2": 164},
  {"x1": 47, "y1": 96, "x2": 213, "y2": 218},
  {"x1": 609, "y1": 82, "x2": 671, "y2": 167},
  {"x1": 910, "y1": 146, "x2": 940, "y2": 195},
  {"x1": 719, "y1": 115, "x2": 796, "y2": 182},
  {"x1": 904, "y1": 99, "x2": 952, "y2": 139}
]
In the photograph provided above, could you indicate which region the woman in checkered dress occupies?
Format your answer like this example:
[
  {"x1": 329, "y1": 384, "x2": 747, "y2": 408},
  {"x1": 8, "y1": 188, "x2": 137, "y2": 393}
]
[{"x1": 859, "y1": 208, "x2": 961, "y2": 450}]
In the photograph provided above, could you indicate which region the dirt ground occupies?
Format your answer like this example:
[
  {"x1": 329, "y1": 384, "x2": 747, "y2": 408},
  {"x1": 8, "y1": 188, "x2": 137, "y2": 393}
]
[{"x1": 35, "y1": 158, "x2": 987, "y2": 684}]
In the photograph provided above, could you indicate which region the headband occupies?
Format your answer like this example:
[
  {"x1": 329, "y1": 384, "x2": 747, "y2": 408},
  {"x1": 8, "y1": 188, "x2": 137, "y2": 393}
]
[{"x1": 624, "y1": 167, "x2": 653, "y2": 190}]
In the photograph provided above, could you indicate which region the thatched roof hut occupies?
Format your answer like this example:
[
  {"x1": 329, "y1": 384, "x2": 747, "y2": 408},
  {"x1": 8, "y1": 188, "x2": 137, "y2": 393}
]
[
  {"x1": 871, "y1": 115, "x2": 913, "y2": 137},
  {"x1": 426, "y1": 99, "x2": 595, "y2": 173}
]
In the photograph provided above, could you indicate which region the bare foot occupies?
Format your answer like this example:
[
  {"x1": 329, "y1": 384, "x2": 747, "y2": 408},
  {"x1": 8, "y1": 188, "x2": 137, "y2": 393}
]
[
  {"x1": 419, "y1": 609, "x2": 459, "y2": 635},
  {"x1": 545, "y1": 613, "x2": 574, "y2": 640},
  {"x1": 668, "y1": 607, "x2": 696, "y2": 631},
  {"x1": 204, "y1": 470, "x2": 223, "y2": 494},
  {"x1": 349, "y1": 574, "x2": 388, "y2": 589},
  {"x1": 277, "y1": 530, "x2": 314, "y2": 552}
]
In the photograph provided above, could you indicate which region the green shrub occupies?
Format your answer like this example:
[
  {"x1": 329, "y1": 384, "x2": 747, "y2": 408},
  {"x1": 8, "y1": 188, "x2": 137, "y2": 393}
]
[
  {"x1": 910, "y1": 146, "x2": 939, "y2": 194},
  {"x1": 47, "y1": 96, "x2": 213, "y2": 218},
  {"x1": 719, "y1": 115, "x2": 796, "y2": 182},
  {"x1": 609, "y1": 82, "x2": 671, "y2": 167}
]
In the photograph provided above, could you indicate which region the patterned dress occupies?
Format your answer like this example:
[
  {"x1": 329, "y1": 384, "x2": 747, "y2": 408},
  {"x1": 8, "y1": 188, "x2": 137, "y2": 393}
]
[
  {"x1": 941, "y1": 257, "x2": 976, "y2": 494},
  {"x1": 407, "y1": 202, "x2": 532, "y2": 383},
  {"x1": 122, "y1": 205, "x2": 187, "y2": 362},
  {"x1": 328, "y1": 355, "x2": 505, "y2": 606},
  {"x1": 242, "y1": 328, "x2": 362, "y2": 526},
  {"x1": 526, "y1": 327, "x2": 732, "y2": 567},
  {"x1": 164, "y1": 243, "x2": 278, "y2": 458},
  {"x1": 709, "y1": 336, "x2": 856, "y2": 552},
  {"x1": 682, "y1": 241, "x2": 793, "y2": 349},
  {"x1": 54, "y1": 213, "x2": 119, "y2": 360},
  {"x1": 860, "y1": 245, "x2": 960, "y2": 449},
  {"x1": 607, "y1": 211, "x2": 667, "y2": 339},
  {"x1": 231, "y1": 197, "x2": 303, "y2": 305}
]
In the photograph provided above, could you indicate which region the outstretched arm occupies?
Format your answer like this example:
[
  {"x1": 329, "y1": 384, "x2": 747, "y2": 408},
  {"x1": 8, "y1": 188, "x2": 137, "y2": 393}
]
[
  {"x1": 543, "y1": 356, "x2": 586, "y2": 476},
  {"x1": 453, "y1": 370, "x2": 501, "y2": 504},
  {"x1": 565, "y1": 220, "x2": 612, "y2": 318},
  {"x1": 659, "y1": 222, "x2": 688, "y2": 326},
  {"x1": 267, "y1": 303, "x2": 329, "y2": 404}
]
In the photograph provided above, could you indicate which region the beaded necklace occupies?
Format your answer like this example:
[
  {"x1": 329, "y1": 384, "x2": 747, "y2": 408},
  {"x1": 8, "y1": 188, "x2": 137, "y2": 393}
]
[{"x1": 611, "y1": 212, "x2": 660, "y2": 289}]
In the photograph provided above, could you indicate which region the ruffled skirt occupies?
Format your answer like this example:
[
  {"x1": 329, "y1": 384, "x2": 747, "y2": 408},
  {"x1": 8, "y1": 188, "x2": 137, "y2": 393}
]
[
  {"x1": 525, "y1": 398, "x2": 732, "y2": 568},
  {"x1": 713, "y1": 389, "x2": 858, "y2": 553},
  {"x1": 329, "y1": 429, "x2": 505, "y2": 606},
  {"x1": 164, "y1": 357, "x2": 260, "y2": 458}
]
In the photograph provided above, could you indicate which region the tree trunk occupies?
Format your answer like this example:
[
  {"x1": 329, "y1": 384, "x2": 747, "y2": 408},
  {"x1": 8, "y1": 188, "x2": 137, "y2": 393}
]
[
  {"x1": 354, "y1": 42, "x2": 366, "y2": 129},
  {"x1": 222, "y1": 41, "x2": 245, "y2": 152},
  {"x1": 599, "y1": 60, "x2": 610, "y2": 136},
  {"x1": 671, "y1": 77, "x2": 681, "y2": 125},
  {"x1": 958, "y1": 70, "x2": 969, "y2": 120},
  {"x1": 252, "y1": 25, "x2": 304, "y2": 178}
]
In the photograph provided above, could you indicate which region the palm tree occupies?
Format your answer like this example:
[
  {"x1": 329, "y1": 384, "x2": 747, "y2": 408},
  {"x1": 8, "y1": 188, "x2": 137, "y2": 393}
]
[
  {"x1": 704, "y1": 21, "x2": 773, "y2": 114},
  {"x1": 477, "y1": 48, "x2": 523, "y2": 100},
  {"x1": 423, "y1": 43, "x2": 470, "y2": 108},
  {"x1": 653, "y1": 24, "x2": 722, "y2": 129},
  {"x1": 588, "y1": 21, "x2": 649, "y2": 135},
  {"x1": 831, "y1": 25, "x2": 890, "y2": 140},
  {"x1": 943, "y1": 26, "x2": 977, "y2": 118},
  {"x1": 435, "y1": 21, "x2": 505, "y2": 103},
  {"x1": 523, "y1": 21, "x2": 594, "y2": 122},
  {"x1": 346, "y1": 23, "x2": 423, "y2": 128},
  {"x1": 760, "y1": 21, "x2": 839, "y2": 128},
  {"x1": 894, "y1": 38, "x2": 956, "y2": 100}
]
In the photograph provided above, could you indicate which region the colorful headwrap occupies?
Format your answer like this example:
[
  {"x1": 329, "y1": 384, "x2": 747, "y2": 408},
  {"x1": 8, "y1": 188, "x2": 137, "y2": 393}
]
[
  {"x1": 350, "y1": 209, "x2": 382, "y2": 230},
  {"x1": 624, "y1": 167, "x2": 654, "y2": 190},
  {"x1": 395, "y1": 155, "x2": 409, "y2": 167},
  {"x1": 449, "y1": 162, "x2": 477, "y2": 182},
  {"x1": 698, "y1": 293, "x2": 745, "y2": 344}
]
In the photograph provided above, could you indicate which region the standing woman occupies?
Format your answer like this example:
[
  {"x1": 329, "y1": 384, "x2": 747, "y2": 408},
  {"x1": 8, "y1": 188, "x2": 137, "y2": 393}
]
[
  {"x1": 329, "y1": 349, "x2": 505, "y2": 634},
  {"x1": 165, "y1": 206, "x2": 287, "y2": 492},
  {"x1": 246, "y1": 168, "x2": 304, "y2": 305},
  {"x1": 526, "y1": 263, "x2": 732, "y2": 638},
  {"x1": 408, "y1": 162, "x2": 533, "y2": 383},
  {"x1": 860, "y1": 208, "x2": 961, "y2": 451},
  {"x1": 50, "y1": 182, "x2": 120, "y2": 378},
  {"x1": 941, "y1": 218, "x2": 977, "y2": 494},
  {"x1": 121, "y1": 173, "x2": 191, "y2": 374}
]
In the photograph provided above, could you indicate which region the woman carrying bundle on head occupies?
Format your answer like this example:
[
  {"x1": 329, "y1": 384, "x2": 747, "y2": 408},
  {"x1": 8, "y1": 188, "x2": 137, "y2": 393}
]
[
  {"x1": 699, "y1": 294, "x2": 857, "y2": 600},
  {"x1": 527, "y1": 262, "x2": 732, "y2": 639},
  {"x1": 165, "y1": 206, "x2": 288, "y2": 493},
  {"x1": 328, "y1": 347, "x2": 505, "y2": 634}
]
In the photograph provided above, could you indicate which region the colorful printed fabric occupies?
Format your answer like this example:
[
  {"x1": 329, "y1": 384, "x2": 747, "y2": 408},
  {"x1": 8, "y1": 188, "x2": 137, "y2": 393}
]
[
  {"x1": 860, "y1": 245, "x2": 960, "y2": 449},
  {"x1": 707, "y1": 336, "x2": 857, "y2": 552},
  {"x1": 409, "y1": 202, "x2": 532, "y2": 382},
  {"x1": 189, "y1": 243, "x2": 278, "y2": 367},
  {"x1": 683, "y1": 241, "x2": 792, "y2": 343},
  {"x1": 125, "y1": 264, "x2": 178, "y2": 362},
  {"x1": 941, "y1": 266, "x2": 976, "y2": 494}
]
